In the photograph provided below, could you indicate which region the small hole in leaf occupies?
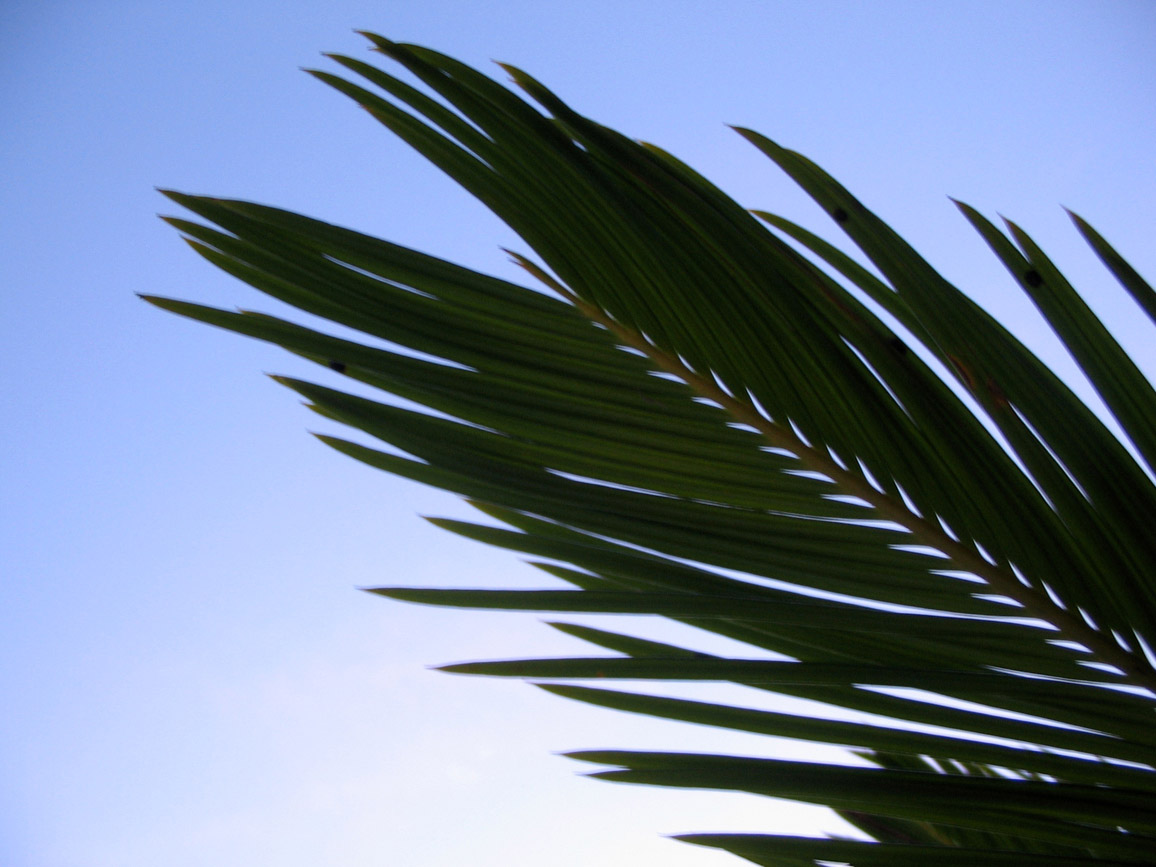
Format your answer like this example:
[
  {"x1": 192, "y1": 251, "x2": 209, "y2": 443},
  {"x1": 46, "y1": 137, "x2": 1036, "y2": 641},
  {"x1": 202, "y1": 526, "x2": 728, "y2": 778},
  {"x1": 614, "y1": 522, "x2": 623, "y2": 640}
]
[
  {"x1": 1024, "y1": 270, "x2": 1043, "y2": 287},
  {"x1": 328, "y1": 361, "x2": 347, "y2": 373},
  {"x1": 832, "y1": 208, "x2": 849, "y2": 224}
]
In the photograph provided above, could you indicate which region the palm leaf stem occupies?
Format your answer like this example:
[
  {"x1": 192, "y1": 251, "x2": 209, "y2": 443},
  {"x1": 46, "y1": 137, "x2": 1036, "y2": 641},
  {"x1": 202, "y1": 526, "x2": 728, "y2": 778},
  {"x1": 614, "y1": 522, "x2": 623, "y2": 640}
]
[{"x1": 512, "y1": 253, "x2": 1156, "y2": 691}]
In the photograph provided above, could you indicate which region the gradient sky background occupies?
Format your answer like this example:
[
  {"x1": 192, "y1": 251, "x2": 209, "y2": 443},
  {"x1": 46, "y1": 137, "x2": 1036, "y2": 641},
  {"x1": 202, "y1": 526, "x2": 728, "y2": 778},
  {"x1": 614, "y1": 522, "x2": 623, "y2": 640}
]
[{"x1": 4, "y1": 2, "x2": 1155, "y2": 865}]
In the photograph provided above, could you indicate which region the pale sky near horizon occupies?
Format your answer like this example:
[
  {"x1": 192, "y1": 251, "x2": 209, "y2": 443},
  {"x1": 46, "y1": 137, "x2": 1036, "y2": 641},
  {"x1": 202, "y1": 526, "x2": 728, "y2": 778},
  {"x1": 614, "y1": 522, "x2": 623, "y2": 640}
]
[{"x1": 3, "y1": 2, "x2": 1155, "y2": 865}]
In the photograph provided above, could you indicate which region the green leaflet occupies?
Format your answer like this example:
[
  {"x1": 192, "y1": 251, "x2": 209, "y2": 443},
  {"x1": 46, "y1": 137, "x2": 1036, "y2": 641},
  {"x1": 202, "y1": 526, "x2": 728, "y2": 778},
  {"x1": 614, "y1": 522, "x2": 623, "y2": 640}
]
[
  {"x1": 152, "y1": 32, "x2": 1156, "y2": 865},
  {"x1": 567, "y1": 752, "x2": 1156, "y2": 853},
  {"x1": 1069, "y1": 210, "x2": 1156, "y2": 326},
  {"x1": 677, "y1": 835, "x2": 1151, "y2": 866},
  {"x1": 536, "y1": 684, "x2": 1154, "y2": 790}
]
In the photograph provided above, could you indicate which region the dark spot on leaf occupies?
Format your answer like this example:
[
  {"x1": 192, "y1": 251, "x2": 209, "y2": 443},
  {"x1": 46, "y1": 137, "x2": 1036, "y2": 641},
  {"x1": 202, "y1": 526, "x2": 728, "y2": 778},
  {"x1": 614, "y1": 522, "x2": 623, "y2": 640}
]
[
  {"x1": 832, "y1": 208, "x2": 849, "y2": 224},
  {"x1": 1024, "y1": 270, "x2": 1043, "y2": 287},
  {"x1": 888, "y1": 337, "x2": 908, "y2": 355},
  {"x1": 328, "y1": 361, "x2": 347, "y2": 373},
  {"x1": 946, "y1": 353, "x2": 977, "y2": 391},
  {"x1": 986, "y1": 375, "x2": 1010, "y2": 410}
]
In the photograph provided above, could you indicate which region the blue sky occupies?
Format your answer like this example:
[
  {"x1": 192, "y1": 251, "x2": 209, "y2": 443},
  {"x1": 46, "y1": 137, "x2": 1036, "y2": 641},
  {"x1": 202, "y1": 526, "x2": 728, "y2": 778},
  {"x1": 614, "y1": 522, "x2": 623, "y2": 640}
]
[{"x1": 3, "y1": 2, "x2": 1155, "y2": 865}]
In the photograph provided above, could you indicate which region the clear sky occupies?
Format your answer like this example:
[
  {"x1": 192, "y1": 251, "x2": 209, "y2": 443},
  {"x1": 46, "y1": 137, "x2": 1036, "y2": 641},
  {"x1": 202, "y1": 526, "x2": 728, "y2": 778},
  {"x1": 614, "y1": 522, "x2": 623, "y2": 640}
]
[{"x1": 3, "y1": 2, "x2": 1155, "y2": 865}]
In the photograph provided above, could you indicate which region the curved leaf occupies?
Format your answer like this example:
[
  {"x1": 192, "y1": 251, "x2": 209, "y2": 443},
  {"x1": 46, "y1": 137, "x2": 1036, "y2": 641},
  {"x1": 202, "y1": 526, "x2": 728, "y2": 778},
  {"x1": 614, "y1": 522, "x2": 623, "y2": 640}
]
[{"x1": 151, "y1": 33, "x2": 1156, "y2": 865}]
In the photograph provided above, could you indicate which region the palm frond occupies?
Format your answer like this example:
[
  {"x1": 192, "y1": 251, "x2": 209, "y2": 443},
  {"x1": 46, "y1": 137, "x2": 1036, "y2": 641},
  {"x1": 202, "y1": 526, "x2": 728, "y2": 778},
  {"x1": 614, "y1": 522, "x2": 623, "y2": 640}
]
[{"x1": 145, "y1": 33, "x2": 1156, "y2": 865}]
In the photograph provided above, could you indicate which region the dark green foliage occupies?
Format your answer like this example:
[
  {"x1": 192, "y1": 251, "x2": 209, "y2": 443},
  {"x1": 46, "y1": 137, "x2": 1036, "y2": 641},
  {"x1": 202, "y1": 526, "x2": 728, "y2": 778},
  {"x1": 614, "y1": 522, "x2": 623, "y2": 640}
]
[{"x1": 147, "y1": 34, "x2": 1156, "y2": 864}]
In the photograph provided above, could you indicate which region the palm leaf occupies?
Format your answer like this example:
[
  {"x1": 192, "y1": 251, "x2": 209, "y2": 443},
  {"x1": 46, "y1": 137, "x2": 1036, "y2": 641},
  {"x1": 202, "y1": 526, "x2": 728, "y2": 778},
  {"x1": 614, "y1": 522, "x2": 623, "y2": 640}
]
[{"x1": 145, "y1": 33, "x2": 1156, "y2": 864}]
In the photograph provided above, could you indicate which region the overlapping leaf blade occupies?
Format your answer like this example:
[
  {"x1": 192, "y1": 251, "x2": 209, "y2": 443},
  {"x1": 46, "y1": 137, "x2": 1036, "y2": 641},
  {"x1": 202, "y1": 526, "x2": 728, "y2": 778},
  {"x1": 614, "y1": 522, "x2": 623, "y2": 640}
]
[{"x1": 149, "y1": 34, "x2": 1156, "y2": 865}]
